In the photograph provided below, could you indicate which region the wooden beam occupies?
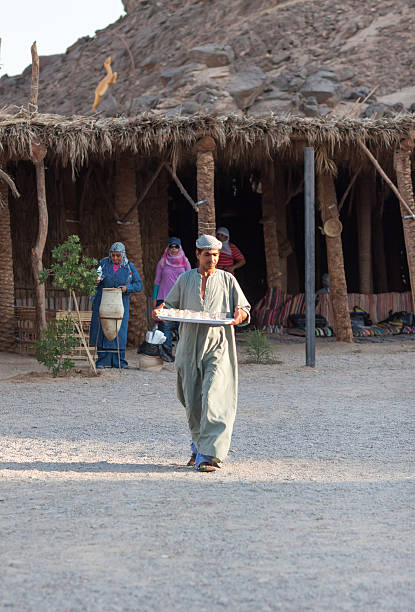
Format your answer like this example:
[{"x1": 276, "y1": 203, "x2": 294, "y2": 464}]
[
  {"x1": 359, "y1": 140, "x2": 415, "y2": 221},
  {"x1": 338, "y1": 169, "x2": 360, "y2": 212},
  {"x1": 0, "y1": 168, "x2": 20, "y2": 200},
  {"x1": 164, "y1": 163, "x2": 198, "y2": 210}
]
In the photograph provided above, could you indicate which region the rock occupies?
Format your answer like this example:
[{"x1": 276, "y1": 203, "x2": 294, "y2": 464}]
[
  {"x1": 301, "y1": 70, "x2": 341, "y2": 105},
  {"x1": 228, "y1": 66, "x2": 267, "y2": 109},
  {"x1": 344, "y1": 86, "x2": 374, "y2": 101},
  {"x1": 180, "y1": 101, "x2": 202, "y2": 115},
  {"x1": 300, "y1": 96, "x2": 320, "y2": 117},
  {"x1": 338, "y1": 67, "x2": 355, "y2": 81},
  {"x1": 122, "y1": 0, "x2": 148, "y2": 12},
  {"x1": 160, "y1": 64, "x2": 205, "y2": 85},
  {"x1": 261, "y1": 89, "x2": 292, "y2": 101},
  {"x1": 311, "y1": 69, "x2": 338, "y2": 81},
  {"x1": 271, "y1": 72, "x2": 290, "y2": 92},
  {"x1": 409, "y1": 103, "x2": 415, "y2": 113},
  {"x1": 271, "y1": 53, "x2": 291, "y2": 65},
  {"x1": 190, "y1": 44, "x2": 234, "y2": 67},
  {"x1": 142, "y1": 54, "x2": 164, "y2": 71},
  {"x1": 362, "y1": 103, "x2": 388, "y2": 118},
  {"x1": 129, "y1": 95, "x2": 159, "y2": 114},
  {"x1": 318, "y1": 104, "x2": 332, "y2": 116},
  {"x1": 288, "y1": 75, "x2": 306, "y2": 92},
  {"x1": 190, "y1": 86, "x2": 219, "y2": 107},
  {"x1": 248, "y1": 97, "x2": 293, "y2": 116}
]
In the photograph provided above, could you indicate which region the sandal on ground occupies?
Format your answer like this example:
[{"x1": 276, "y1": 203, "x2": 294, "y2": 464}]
[
  {"x1": 186, "y1": 453, "x2": 197, "y2": 467},
  {"x1": 197, "y1": 462, "x2": 219, "y2": 473}
]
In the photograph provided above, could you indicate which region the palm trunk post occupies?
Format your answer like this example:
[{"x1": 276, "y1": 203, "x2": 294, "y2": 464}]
[
  {"x1": 317, "y1": 172, "x2": 353, "y2": 342},
  {"x1": 195, "y1": 136, "x2": 216, "y2": 237}
]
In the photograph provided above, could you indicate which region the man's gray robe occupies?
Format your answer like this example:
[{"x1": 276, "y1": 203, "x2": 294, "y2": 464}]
[{"x1": 164, "y1": 268, "x2": 250, "y2": 461}]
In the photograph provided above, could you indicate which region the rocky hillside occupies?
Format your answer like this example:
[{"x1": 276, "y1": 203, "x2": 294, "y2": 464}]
[{"x1": 1, "y1": 0, "x2": 415, "y2": 119}]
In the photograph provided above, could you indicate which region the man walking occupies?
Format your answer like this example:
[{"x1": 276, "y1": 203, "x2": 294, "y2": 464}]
[{"x1": 153, "y1": 234, "x2": 250, "y2": 472}]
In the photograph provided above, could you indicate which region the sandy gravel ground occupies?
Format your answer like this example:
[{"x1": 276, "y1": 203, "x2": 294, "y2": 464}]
[{"x1": 0, "y1": 338, "x2": 414, "y2": 611}]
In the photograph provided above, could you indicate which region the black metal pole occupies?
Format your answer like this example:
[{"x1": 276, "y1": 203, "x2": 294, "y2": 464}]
[{"x1": 304, "y1": 147, "x2": 315, "y2": 367}]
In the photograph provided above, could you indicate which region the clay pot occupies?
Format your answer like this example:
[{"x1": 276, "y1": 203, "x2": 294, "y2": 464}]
[
  {"x1": 138, "y1": 354, "x2": 163, "y2": 372},
  {"x1": 99, "y1": 288, "x2": 124, "y2": 341}
]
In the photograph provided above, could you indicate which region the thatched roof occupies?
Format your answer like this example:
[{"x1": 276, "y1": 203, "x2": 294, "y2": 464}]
[{"x1": 1, "y1": 108, "x2": 415, "y2": 171}]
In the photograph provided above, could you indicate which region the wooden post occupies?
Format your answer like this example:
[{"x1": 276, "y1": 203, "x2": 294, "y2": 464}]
[
  {"x1": 394, "y1": 137, "x2": 415, "y2": 310},
  {"x1": 194, "y1": 136, "x2": 216, "y2": 236},
  {"x1": 114, "y1": 154, "x2": 147, "y2": 345},
  {"x1": 261, "y1": 161, "x2": 282, "y2": 289},
  {"x1": 356, "y1": 175, "x2": 373, "y2": 293},
  {"x1": 0, "y1": 182, "x2": 16, "y2": 350},
  {"x1": 29, "y1": 41, "x2": 48, "y2": 332},
  {"x1": 304, "y1": 147, "x2": 316, "y2": 367},
  {"x1": 317, "y1": 172, "x2": 353, "y2": 342}
]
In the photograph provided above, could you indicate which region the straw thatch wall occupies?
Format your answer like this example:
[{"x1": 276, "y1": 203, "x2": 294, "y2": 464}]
[
  {"x1": 9, "y1": 161, "x2": 117, "y2": 291},
  {"x1": 138, "y1": 165, "x2": 169, "y2": 297},
  {"x1": 0, "y1": 181, "x2": 15, "y2": 349}
]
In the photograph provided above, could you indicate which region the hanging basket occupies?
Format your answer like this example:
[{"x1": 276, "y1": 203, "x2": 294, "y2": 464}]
[{"x1": 323, "y1": 218, "x2": 343, "y2": 237}]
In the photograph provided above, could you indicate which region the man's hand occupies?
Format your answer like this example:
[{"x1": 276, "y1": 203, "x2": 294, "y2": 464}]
[
  {"x1": 225, "y1": 265, "x2": 235, "y2": 273},
  {"x1": 152, "y1": 301, "x2": 165, "y2": 321},
  {"x1": 120, "y1": 285, "x2": 127, "y2": 293},
  {"x1": 231, "y1": 305, "x2": 248, "y2": 326}
]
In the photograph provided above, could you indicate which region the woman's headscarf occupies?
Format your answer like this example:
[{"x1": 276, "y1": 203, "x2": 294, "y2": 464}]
[
  {"x1": 160, "y1": 238, "x2": 188, "y2": 269},
  {"x1": 109, "y1": 242, "x2": 129, "y2": 266},
  {"x1": 216, "y1": 226, "x2": 232, "y2": 255}
]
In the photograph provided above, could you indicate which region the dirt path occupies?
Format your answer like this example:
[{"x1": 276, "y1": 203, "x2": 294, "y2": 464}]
[{"x1": 0, "y1": 340, "x2": 414, "y2": 610}]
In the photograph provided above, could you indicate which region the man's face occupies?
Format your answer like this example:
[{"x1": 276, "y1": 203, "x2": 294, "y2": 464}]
[
  {"x1": 196, "y1": 248, "x2": 220, "y2": 272},
  {"x1": 111, "y1": 252, "x2": 123, "y2": 265},
  {"x1": 216, "y1": 232, "x2": 228, "y2": 243}
]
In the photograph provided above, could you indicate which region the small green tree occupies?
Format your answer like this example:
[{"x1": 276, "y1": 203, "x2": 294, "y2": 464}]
[
  {"x1": 40, "y1": 234, "x2": 98, "y2": 296},
  {"x1": 35, "y1": 316, "x2": 79, "y2": 377},
  {"x1": 244, "y1": 329, "x2": 277, "y2": 364},
  {"x1": 40, "y1": 235, "x2": 98, "y2": 374}
]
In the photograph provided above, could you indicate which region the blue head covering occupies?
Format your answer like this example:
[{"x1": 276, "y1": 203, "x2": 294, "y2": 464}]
[
  {"x1": 109, "y1": 242, "x2": 129, "y2": 266},
  {"x1": 168, "y1": 236, "x2": 182, "y2": 247}
]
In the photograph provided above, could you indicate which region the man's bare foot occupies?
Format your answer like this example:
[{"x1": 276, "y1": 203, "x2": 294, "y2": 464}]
[{"x1": 186, "y1": 453, "x2": 196, "y2": 467}]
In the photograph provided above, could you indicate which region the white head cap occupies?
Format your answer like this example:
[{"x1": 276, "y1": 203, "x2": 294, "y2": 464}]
[
  {"x1": 216, "y1": 226, "x2": 230, "y2": 239},
  {"x1": 195, "y1": 234, "x2": 222, "y2": 250}
]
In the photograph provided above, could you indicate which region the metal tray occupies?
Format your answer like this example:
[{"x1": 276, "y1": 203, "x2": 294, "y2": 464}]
[{"x1": 157, "y1": 313, "x2": 235, "y2": 325}]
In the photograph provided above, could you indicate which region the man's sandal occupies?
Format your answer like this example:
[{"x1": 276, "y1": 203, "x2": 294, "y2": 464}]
[
  {"x1": 197, "y1": 462, "x2": 219, "y2": 473},
  {"x1": 186, "y1": 453, "x2": 197, "y2": 467}
]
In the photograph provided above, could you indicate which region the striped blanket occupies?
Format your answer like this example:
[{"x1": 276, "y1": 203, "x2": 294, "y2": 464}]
[{"x1": 253, "y1": 289, "x2": 415, "y2": 336}]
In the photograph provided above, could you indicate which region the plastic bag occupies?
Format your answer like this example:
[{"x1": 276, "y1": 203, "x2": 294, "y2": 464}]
[{"x1": 145, "y1": 329, "x2": 166, "y2": 344}]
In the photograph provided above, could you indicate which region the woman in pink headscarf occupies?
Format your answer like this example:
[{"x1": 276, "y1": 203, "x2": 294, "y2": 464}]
[{"x1": 152, "y1": 237, "x2": 191, "y2": 352}]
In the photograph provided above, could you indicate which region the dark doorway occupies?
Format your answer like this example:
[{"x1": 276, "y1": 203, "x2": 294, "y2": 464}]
[{"x1": 215, "y1": 169, "x2": 266, "y2": 305}]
